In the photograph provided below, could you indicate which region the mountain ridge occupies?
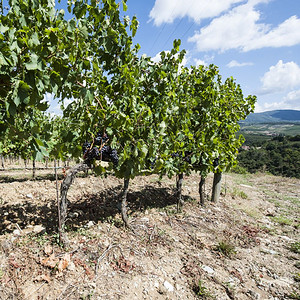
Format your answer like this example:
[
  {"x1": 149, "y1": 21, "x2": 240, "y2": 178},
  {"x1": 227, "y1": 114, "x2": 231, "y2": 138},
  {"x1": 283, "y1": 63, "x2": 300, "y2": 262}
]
[{"x1": 242, "y1": 109, "x2": 300, "y2": 123}]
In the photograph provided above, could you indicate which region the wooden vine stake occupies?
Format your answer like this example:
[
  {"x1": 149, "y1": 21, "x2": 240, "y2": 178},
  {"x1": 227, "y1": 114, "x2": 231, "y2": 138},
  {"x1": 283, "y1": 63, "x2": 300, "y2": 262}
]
[
  {"x1": 176, "y1": 173, "x2": 184, "y2": 212},
  {"x1": 32, "y1": 159, "x2": 36, "y2": 179},
  {"x1": 1, "y1": 155, "x2": 4, "y2": 169}
]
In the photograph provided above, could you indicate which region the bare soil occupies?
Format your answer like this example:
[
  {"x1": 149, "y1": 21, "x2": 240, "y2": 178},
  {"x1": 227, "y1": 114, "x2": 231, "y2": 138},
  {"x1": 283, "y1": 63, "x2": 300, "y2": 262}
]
[{"x1": 0, "y1": 166, "x2": 299, "y2": 299}]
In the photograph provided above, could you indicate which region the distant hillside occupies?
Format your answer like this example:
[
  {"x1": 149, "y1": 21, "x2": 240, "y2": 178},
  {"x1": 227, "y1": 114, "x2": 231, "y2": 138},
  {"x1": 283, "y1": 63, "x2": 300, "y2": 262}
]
[{"x1": 242, "y1": 110, "x2": 300, "y2": 123}]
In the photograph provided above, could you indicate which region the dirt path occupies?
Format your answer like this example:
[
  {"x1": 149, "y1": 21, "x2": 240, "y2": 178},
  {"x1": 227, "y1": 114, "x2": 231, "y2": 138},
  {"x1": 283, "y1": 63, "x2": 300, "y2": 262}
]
[{"x1": 0, "y1": 171, "x2": 299, "y2": 299}]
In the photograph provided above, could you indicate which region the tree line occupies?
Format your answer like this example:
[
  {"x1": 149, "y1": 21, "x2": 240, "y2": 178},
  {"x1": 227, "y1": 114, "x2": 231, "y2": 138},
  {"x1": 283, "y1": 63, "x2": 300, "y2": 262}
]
[{"x1": 237, "y1": 135, "x2": 300, "y2": 178}]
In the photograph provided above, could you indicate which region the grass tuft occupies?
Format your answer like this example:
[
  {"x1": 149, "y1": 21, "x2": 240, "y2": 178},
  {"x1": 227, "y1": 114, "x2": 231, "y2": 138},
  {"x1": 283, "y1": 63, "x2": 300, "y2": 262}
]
[
  {"x1": 271, "y1": 216, "x2": 293, "y2": 226},
  {"x1": 215, "y1": 241, "x2": 236, "y2": 258},
  {"x1": 290, "y1": 242, "x2": 300, "y2": 254},
  {"x1": 192, "y1": 280, "x2": 214, "y2": 299}
]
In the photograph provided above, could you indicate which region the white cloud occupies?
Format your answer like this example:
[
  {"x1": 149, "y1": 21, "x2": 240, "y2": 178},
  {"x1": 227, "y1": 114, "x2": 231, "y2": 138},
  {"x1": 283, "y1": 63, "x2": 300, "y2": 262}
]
[
  {"x1": 194, "y1": 54, "x2": 215, "y2": 67},
  {"x1": 284, "y1": 89, "x2": 300, "y2": 102},
  {"x1": 254, "y1": 102, "x2": 264, "y2": 112},
  {"x1": 245, "y1": 16, "x2": 300, "y2": 51},
  {"x1": 194, "y1": 59, "x2": 207, "y2": 67},
  {"x1": 255, "y1": 88, "x2": 300, "y2": 113},
  {"x1": 260, "y1": 60, "x2": 300, "y2": 94},
  {"x1": 256, "y1": 97, "x2": 300, "y2": 112},
  {"x1": 149, "y1": 0, "x2": 245, "y2": 26},
  {"x1": 261, "y1": 101, "x2": 288, "y2": 111},
  {"x1": 151, "y1": 52, "x2": 163, "y2": 63},
  {"x1": 188, "y1": 2, "x2": 263, "y2": 52},
  {"x1": 193, "y1": 55, "x2": 215, "y2": 67},
  {"x1": 188, "y1": 2, "x2": 300, "y2": 52},
  {"x1": 227, "y1": 60, "x2": 253, "y2": 67}
]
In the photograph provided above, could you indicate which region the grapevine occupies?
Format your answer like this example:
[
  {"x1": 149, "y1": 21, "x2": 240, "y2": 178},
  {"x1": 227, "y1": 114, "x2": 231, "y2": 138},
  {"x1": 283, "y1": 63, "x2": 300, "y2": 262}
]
[{"x1": 0, "y1": 0, "x2": 256, "y2": 246}]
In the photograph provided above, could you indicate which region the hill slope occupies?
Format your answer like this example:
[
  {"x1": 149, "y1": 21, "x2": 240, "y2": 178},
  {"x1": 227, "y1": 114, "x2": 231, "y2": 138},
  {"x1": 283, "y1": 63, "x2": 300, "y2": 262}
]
[
  {"x1": 242, "y1": 110, "x2": 300, "y2": 123},
  {"x1": 0, "y1": 170, "x2": 299, "y2": 299}
]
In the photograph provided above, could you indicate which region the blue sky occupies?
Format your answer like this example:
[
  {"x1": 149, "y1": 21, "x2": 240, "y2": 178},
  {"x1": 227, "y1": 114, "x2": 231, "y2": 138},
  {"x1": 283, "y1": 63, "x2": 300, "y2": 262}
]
[{"x1": 121, "y1": 0, "x2": 300, "y2": 112}]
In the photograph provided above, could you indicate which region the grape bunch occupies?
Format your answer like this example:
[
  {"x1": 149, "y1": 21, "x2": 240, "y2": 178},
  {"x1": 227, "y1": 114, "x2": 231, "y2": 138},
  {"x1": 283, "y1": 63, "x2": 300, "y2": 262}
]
[
  {"x1": 213, "y1": 157, "x2": 219, "y2": 167},
  {"x1": 100, "y1": 145, "x2": 119, "y2": 166},
  {"x1": 183, "y1": 151, "x2": 192, "y2": 164},
  {"x1": 171, "y1": 151, "x2": 192, "y2": 164},
  {"x1": 82, "y1": 132, "x2": 119, "y2": 167},
  {"x1": 145, "y1": 156, "x2": 157, "y2": 169},
  {"x1": 94, "y1": 132, "x2": 109, "y2": 146},
  {"x1": 82, "y1": 141, "x2": 92, "y2": 156}
]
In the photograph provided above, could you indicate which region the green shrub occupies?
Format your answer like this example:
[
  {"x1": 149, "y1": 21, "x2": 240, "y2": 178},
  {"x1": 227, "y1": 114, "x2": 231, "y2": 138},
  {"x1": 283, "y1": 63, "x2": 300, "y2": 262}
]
[{"x1": 230, "y1": 164, "x2": 247, "y2": 174}]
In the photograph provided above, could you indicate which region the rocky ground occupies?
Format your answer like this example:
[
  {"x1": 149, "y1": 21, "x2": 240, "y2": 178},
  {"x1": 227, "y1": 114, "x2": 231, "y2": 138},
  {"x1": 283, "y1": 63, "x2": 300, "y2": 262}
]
[{"x1": 0, "y1": 165, "x2": 299, "y2": 299}]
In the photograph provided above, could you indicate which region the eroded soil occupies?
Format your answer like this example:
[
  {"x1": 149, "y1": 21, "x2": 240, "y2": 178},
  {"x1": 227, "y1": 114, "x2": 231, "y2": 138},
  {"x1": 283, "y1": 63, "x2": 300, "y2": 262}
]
[{"x1": 0, "y1": 166, "x2": 299, "y2": 299}]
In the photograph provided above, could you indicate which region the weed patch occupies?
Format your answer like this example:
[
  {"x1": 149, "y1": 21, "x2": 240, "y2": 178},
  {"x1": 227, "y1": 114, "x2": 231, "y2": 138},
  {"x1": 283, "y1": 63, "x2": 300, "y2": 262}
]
[
  {"x1": 290, "y1": 242, "x2": 300, "y2": 254},
  {"x1": 288, "y1": 292, "x2": 300, "y2": 300},
  {"x1": 192, "y1": 280, "x2": 214, "y2": 299},
  {"x1": 272, "y1": 216, "x2": 294, "y2": 226},
  {"x1": 231, "y1": 187, "x2": 248, "y2": 199},
  {"x1": 215, "y1": 241, "x2": 236, "y2": 258}
]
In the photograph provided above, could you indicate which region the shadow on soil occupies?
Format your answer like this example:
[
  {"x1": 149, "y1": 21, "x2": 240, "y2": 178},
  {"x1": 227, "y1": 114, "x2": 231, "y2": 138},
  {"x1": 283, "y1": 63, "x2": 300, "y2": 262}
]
[
  {"x1": 0, "y1": 172, "x2": 88, "y2": 183},
  {"x1": 0, "y1": 186, "x2": 195, "y2": 235}
]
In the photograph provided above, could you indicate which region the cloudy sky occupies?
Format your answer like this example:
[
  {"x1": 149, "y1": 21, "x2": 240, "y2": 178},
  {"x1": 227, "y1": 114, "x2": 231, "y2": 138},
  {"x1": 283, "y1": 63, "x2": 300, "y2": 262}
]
[{"x1": 124, "y1": 0, "x2": 300, "y2": 112}]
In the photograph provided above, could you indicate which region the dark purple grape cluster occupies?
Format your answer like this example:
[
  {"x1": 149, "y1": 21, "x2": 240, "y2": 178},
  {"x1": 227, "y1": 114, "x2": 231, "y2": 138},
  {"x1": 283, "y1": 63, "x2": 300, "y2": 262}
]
[
  {"x1": 213, "y1": 157, "x2": 219, "y2": 167},
  {"x1": 146, "y1": 156, "x2": 157, "y2": 169},
  {"x1": 83, "y1": 132, "x2": 119, "y2": 167},
  {"x1": 82, "y1": 142, "x2": 92, "y2": 157},
  {"x1": 109, "y1": 149, "x2": 119, "y2": 166},
  {"x1": 171, "y1": 151, "x2": 192, "y2": 163},
  {"x1": 94, "y1": 132, "x2": 109, "y2": 146},
  {"x1": 183, "y1": 151, "x2": 192, "y2": 164}
]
